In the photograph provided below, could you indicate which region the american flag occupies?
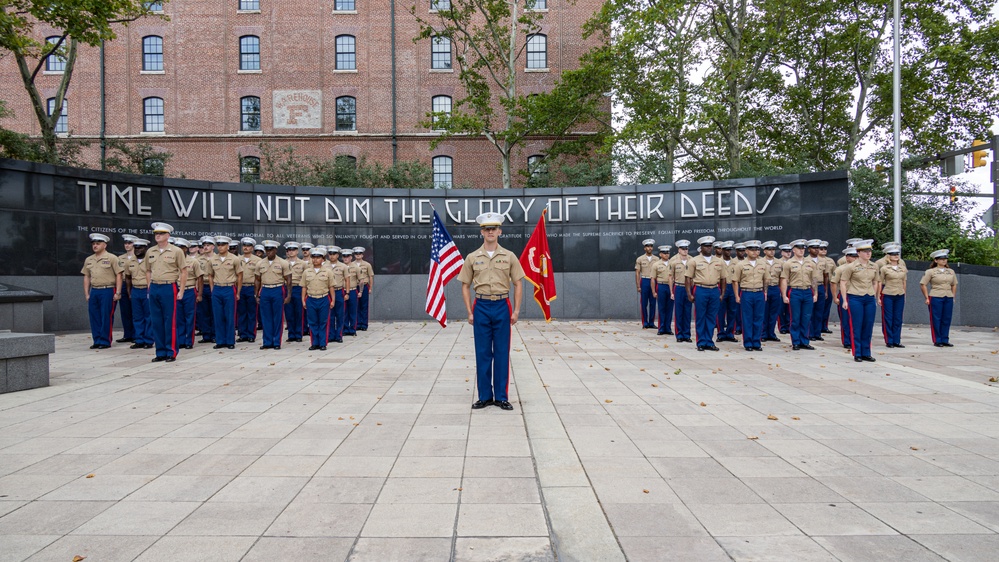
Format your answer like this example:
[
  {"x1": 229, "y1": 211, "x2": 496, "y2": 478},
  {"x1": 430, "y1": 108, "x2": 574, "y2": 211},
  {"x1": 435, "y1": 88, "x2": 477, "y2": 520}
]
[{"x1": 426, "y1": 210, "x2": 464, "y2": 327}]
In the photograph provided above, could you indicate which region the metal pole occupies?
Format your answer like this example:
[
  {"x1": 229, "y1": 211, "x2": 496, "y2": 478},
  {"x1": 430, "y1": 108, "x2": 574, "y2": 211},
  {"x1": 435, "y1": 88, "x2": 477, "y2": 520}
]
[
  {"x1": 892, "y1": 0, "x2": 902, "y2": 244},
  {"x1": 390, "y1": 0, "x2": 398, "y2": 165},
  {"x1": 992, "y1": 134, "x2": 998, "y2": 245},
  {"x1": 99, "y1": 40, "x2": 107, "y2": 171}
]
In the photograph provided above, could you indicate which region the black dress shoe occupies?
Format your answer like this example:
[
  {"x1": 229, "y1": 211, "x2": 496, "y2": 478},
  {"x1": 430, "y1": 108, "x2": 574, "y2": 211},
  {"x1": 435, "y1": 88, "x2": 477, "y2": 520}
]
[
  {"x1": 471, "y1": 400, "x2": 493, "y2": 409},
  {"x1": 274, "y1": 346, "x2": 280, "y2": 350},
  {"x1": 754, "y1": 347, "x2": 763, "y2": 351},
  {"x1": 684, "y1": 338, "x2": 694, "y2": 343},
  {"x1": 260, "y1": 345, "x2": 272, "y2": 350},
  {"x1": 151, "y1": 356, "x2": 165, "y2": 362},
  {"x1": 164, "y1": 357, "x2": 176, "y2": 363},
  {"x1": 697, "y1": 346, "x2": 706, "y2": 351},
  {"x1": 90, "y1": 344, "x2": 100, "y2": 349},
  {"x1": 821, "y1": 329, "x2": 833, "y2": 334},
  {"x1": 248, "y1": 338, "x2": 256, "y2": 343},
  {"x1": 359, "y1": 328, "x2": 367, "y2": 331},
  {"x1": 885, "y1": 343, "x2": 894, "y2": 348},
  {"x1": 934, "y1": 343, "x2": 944, "y2": 347},
  {"x1": 319, "y1": 346, "x2": 327, "y2": 351},
  {"x1": 309, "y1": 345, "x2": 319, "y2": 350},
  {"x1": 779, "y1": 330, "x2": 790, "y2": 334},
  {"x1": 116, "y1": 337, "x2": 134, "y2": 343},
  {"x1": 213, "y1": 344, "x2": 225, "y2": 349},
  {"x1": 496, "y1": 400, "x2": 514, "y2": 411},
  {"x1": 664, "y1": 331, "x2": 674, "y2": 335},
  {"x1": 894, "y1": 344, "x2": 905, "y2": 348},
  {"x1": 237, "y1": 337, "x2": 248, "y2": 342},
  {"x1": 226, "y1": 345, "x2": 235, "y2": 349},
  {"x1": 855, "y1": 356, "x2": 863, "y2": 362},
  {"x1": 942, "y1": 343, "x2": 953, "y2": 347},
  {"x1": 705, "y1": 345, "x2": 719, "y2": 351},
  {"x1": 862, "y1": 356, "x2": 876, "y2": 362},
  {"x1": 744, "y1": 347, "x2": 754, "y2": 352},
  {"x1": 792, "y1": 345, "x2": 801, "y2": 350},
  {"x1": 843, "y1": 344, "x2": 852, "y2": 349},
  {"x1": 800, "y1": 344, "x2": 815, "y2": 350},
  {"x1": 199, "y1": 338, "x2": 214, "y2": 344},
  {"x1": 98, "y1": 344, "x2": 111, "y2": 349}
]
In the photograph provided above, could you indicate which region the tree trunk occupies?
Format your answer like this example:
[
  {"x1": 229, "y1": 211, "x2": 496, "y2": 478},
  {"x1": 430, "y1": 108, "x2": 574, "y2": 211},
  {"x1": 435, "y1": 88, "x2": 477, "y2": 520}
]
[{"x1": 14, "y1": 37, "x2": 78, "y2": 163}]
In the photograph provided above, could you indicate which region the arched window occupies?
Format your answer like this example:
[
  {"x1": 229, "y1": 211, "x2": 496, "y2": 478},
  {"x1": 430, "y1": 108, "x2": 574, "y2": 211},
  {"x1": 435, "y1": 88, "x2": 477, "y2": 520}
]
[
  {"x1": 336, "y1": 96, "x2": 357, "y2": 131},
  {"x1": 433, "y1": 156, "x2": 452, "y2": 189},
  {"x1": 336, "y1": 155, "x2": 358, "y2": 168},
  {"x1": 431, "y1": 95, "x2": 451, "y2": 129},
  {"x1": 526, "y1": 34, "x2": 547, "y2": 69},
  {"x1": 240, "y1": 156, "x2": 261, "y2": 182},
  {"x1": 47, "y1": 98, "x2": 68, "y2": 134},
  {"x1": 143, "y1": 97, "x2": 164, "y2": 132},
  {"x1": 431, "y1": 36, "x2": 451, "y2": 69},
  {"x1": 45, "y1": 37, "x2": 66, "y2": 72},
  {"x1": 241, "y1": 96, "x2": 261, "y2": 131},
  {"x1": 240, "y1": 35, "x2": 260, "y2": 70},
  {"x1": 142, "y1": 36, "x2": 163, "y2": 71},
  {"x1": 335, "y1": 35, "x2": 356, "y2": 70}
]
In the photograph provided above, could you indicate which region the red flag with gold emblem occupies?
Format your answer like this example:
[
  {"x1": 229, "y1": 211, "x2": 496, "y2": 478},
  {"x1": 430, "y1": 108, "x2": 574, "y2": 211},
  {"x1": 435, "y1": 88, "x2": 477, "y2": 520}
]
[{"x1": 519, "y1": 208, "x2": 557, "y2": 321}]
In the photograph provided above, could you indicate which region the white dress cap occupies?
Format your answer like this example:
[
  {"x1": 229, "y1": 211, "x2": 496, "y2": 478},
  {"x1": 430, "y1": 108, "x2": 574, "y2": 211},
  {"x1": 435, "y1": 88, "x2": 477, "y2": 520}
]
[
  {"x1": 327, "y1": 246, "x2": 341, "y2": 254},
  {"x1": 674, "y1": 239, "x2": 690, "y2": 248},
  {"x1": 214, "y1": 236, "x2": 232, "y2": 245},
  {"x1": 744, "y1": 240, "x2": 761, "y2": 248},
  {"x1": 240, "y1": 237, "x2": 256, "y2": 246},
  {"x1": 284, "y1": 241, "x2": 300, "y2": 249},
  {"x1": 132, "y1": 238, "x2": 150, "y2": 246},
  {"x1": 762, "y1": 240, "x2": 777, "y2": 249},
  {"x1": 806, "y1": 238, "x2": 822, "y2": 247},
  {"x1": 200, "y1": 236, "x2": 216, "y2": 245},
  {"x1": 818, "y1": 241, "x2": 829, "y2": 248},
  {"x1": 253, "y1": 244, "x2": 264, "y2": 252},
  {"x1": 844, "y1": 247, "x2": 858, "y2": 256},
  {"x1": 151, "y1": 222, "x2": 174, "y2": 233},
  {"x1": 697, "y1": 236, "x2": 716, "y2": 246},
  {"x1": 883, "y1": 244, "x2": 901, "y2": 254},
  {"x1": 779, "y1": 243, "x2": 792, "y2": 251},
  {"x1": 174, "y1": 238, "x2": 190, "y2": 248},
  {"x1": 353, "y1": 246, "x2": 365, "y2": 253},
  {"x1": 642, "y1": 238, "x2": 655, "y2": 246},
  {"x1": 310, "y1": 248, "x2": 326, "y2": 257},
  {"x1": 167, "y1": 237, "x2": 176, "y2": 245},
  {"x1": 658, "y1": 245, "x2": 671, "y2": 253},
  {"x1": 881, "y1": 240, "x2": 899, "y2": 248},
  {"x1": 790, "y1": 239, "x2": 808, "y2": 247},
  {"x1": 341, "y1": 248, "x2": 354, "y2": 256},
  {"x1": 845, "y1": 238, "x2": 862, "y2": 246},
  {"x1": 712, "y1": 240, "x2": 724, "y2": 248},
  {"x1": 89, "y1": 233, "x2": 110, "y2": 243},
  {"x1": 300, "y1": 243, "x2": 314, "y2": 251},
  {"x1": 929, "y1": 249, "x2": 950, "y2": 259},
  {"x1": 853, "y1": 239, "x2": 874, "y2": 250},
  {"x1": 122, "y1": 234, "x2": 136, "y2": 242},
  {"x1": 734, "y1": 242, "x2": 746, "y2": 250},
  {"x1": 262, "y1": 240, "x2": 279, "y2": 249},
  {"x1": 476, "y1": 212, "x2": 504, "y2": 227}
]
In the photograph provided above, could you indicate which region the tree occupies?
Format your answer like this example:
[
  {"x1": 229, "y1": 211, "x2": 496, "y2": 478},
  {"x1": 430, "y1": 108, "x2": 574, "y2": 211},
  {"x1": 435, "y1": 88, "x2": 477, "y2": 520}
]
[
  {"x1": 104, "y1": 139, "x2": 174, "y2": 176},
  {"x1": 257, "y1": 144, "x2": 435, "y2": 189},
  {"x1": 0, "y1": 0, "x2": 162, "y2": 163},
  {"x1": 412, "y1": 0, "x2": 609, "y2": 188}
]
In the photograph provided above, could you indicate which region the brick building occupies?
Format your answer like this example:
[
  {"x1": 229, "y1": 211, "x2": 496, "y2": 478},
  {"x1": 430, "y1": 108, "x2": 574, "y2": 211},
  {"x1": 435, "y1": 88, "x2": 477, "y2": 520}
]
[{"x1": 0, "y1": 0, "x2": 605, "y2": 187}]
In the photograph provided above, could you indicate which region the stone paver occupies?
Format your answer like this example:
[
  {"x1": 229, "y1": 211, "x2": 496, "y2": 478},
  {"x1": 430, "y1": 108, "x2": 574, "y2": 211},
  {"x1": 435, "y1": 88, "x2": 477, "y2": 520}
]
[{"x1": 0, "y1": 320, "x2": 996, "y2": 561}]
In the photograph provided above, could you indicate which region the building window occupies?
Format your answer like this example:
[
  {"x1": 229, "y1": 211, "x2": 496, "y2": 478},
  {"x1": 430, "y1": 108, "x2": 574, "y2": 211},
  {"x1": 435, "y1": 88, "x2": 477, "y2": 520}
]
[
  {"x1": 241, "y1": 96, "x2": 261, "y2": 131},
  {"x1": 336, "y1": 96, "x2": 356, "y2": 131},
  {"x1": 142, "y1": 36, "x2": 164, "y2": 71},
  {"x1": 45, "y1": 37, "x2": 66, "y2": 72},
  {"x1": 431, "y1": 95, "x2": 451, "y2": 129},
  {"x1": 47, "y1": 98, "x2": 68, "y2": 134},
  {"x1": 239, "y1": 0, "x2": 260, "y2": 9},
  {"x1": 431, "y1": 36, "x2": 451, "y2": 70},
  {"x1": 335, "y1": 35, "x2": 356, "y2": 70},
  {"x1": 143, "y1": 97, "x2": 164, "y2": 132},
  {"x1": 334, "y1": 0, "x2": 355, "y2": 10},
  {"x1": 431, "y1": 0, "x2": 450, "y2": 10},
  {"x1": 144, "y1": 1, "x2": 163, "y2": 11},
  {"x1": 528, "y1": 0, "x2": 546, "y2": 9},
  {"x1": 240, "y1": 35, "x2": 260, "y2": 70},
  {"x1": 143, "y1": 158, "x2": 165, "y2": 176},
  {"x1": 433, "y1": 156, "x2": 452, "y2": 188},
  {"x1": 526, "y1": 34, "x2": 547, "y2": 69},
  {"x1": 336, "y1": 155, "x2": 357, "y2": 168},
  {"x1": 528, "y1": 155, "x2": 548, "y2": 184},
  {"x1": 241, "y1": 156, "x2": 261, "y2": 182}
]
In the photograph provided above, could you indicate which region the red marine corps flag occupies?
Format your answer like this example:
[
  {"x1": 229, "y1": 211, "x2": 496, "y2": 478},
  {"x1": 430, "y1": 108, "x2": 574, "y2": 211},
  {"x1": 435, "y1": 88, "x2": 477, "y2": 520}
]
[{"x1": 519, "y1": 208, "x2": 557, "y2": 321}]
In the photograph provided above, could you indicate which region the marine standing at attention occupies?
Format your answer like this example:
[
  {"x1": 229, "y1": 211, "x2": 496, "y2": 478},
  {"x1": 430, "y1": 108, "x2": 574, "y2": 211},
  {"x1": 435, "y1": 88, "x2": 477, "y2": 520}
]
[
  {"x1": 780, "y1": 239, "x2": 817, "y2": 351},
  {"x1": 302, "y1": 247, "x2": 337, "y2": 350},
  {"x1": 807, "y1": 239, "x2": 828, "y2": 341},
  {"x1": 175, "y1": 238, "x2": 203, "y2": 350},
  {"x1": 237, "y1": 237, "x2": 260, "y2": 342},
  {"x1": 116, "y1": 234, "x2": 136, "y2": 343},
  {"x1": 839, "y1": 239, "x2": 879, "y2": 362},
  {"x1": 284, "y1": 241, "x2": 306, "y2": 343},
  {"x1": 762, "y1": 241, "x2": 783, "y2": 342},
  {"x1": 125, "y1": 239, "x2": 152, "y2": 350},
  {"x1": 777, "y1": 243, "x2": 793, "y2": 334},
  {"x1": 732, "y1": 240, "x2": 768, "y2": 351},
  {"x1": 81, "y1": 233, "x2": 123, "y2": 349},
  {"x1": 878, "y1": 244, "x2": 907, "y2": 348},
  {"x1": 196, "y1": 236, "x2": 216, "y2": 344},
  {"x1": 651, "y1": 245, "x2": 673, "y2": 336},
  {"x1": 635, "y1": 239, "x2": 659, "y2": 329},
  {"x1": 831, "y1": 247, "x2": 857, "y2": 348},
  {"x1": 920, "y1": 249, "x2": 957, "y2": 347},
  {"x1": 325, "y1": 246, "x2": 349, "y2": 344},
  {"x1": 685, "y1": 236, "x2": 726, "y2": 351},
  {"x1": 205, "y1": 236, "x2": 241, "y2": 350},
  {"x1": 255, "y1": 240, "x2": 292, "y2": 350},
  {"x1": 670, "y1": 240, "x2": 693, "y2": 343},
  {"x1": 145, "y1": 223, "x2": 187, "y2": 363},
  {"x1": 459, "y1": 212, "x2": 525, "y2": 411},
  {"x1": 341, "y1": 248, "x2": 359, "y2": 336},
  {"x1": 354, "y1": 247, "x2": 375, "y2": 331}
]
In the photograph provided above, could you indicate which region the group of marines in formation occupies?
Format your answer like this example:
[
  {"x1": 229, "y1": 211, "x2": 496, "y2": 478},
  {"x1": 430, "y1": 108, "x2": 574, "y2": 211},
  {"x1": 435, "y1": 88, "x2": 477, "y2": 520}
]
[
  {"x1": 635, "y1": 236, "x2": 958, "y2": 361},
  {"x1": 80, "y1": 222, "x2": 375, "y2": 362}
]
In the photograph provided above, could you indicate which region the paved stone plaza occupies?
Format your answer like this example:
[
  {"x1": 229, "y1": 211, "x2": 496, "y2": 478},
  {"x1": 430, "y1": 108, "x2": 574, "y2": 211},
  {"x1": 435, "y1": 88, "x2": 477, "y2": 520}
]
[{"x1": 1, "y1": 320, "x2": 998, "y2": 561}]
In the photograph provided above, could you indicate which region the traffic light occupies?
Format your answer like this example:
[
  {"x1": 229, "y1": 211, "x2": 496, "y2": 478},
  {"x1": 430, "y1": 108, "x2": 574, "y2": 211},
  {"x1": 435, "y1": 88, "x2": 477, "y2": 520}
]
[
  {"x1": 949, "y1": 185, "x2": 958, "y2": 204},
  {"x1": 972, "y1": 139, "x2": 988, "y2": 168}
]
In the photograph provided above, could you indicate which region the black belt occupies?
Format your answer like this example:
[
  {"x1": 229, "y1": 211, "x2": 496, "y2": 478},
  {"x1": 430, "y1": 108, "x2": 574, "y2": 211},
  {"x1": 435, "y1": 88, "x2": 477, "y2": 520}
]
[
  {"x1": 476, "y1": 294, "x2": 509, "y2": 301},
  {"x1": 740, "y1": 288, "x2": 763, "y2": 292}
]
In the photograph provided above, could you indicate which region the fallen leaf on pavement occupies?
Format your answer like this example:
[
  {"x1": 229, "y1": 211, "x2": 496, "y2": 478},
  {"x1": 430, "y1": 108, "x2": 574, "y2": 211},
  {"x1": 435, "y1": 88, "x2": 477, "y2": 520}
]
[
  {"x1": 792, "y1": 416, "x2": 801, "y2": 420},
  {"x1": 747, "y1": 436, "x2": 759, "y2": 440},
  {"x1": 86, "y1": 474, "x2": 94, "y2": 479},
  {"x1": 651, "y1": 383, "x2": 658, "y2": 387},
  {"x1": 700, "y1": 402, "x2": 707, "y2": 407},
  {"x1": 767, "y1": 414, "x2": 779, "y2": 420}
]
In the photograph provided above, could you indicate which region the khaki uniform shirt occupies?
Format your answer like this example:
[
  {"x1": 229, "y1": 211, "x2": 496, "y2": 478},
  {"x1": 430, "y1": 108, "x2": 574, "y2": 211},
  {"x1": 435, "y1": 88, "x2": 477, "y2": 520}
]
[
  {"x1": 81, "y1": 252, "x2": 123, "y2": 287},
  {"x1": 355, "y1": 258, "x2": 374, "y2": 286},
  {"x1": 810, "y1": 257, "x2": 827, "y2": 284},
  {"x1": 652, "y1": 260, "x2": 672, "y2": 284},
  {"x1": 724, "y1": 259, "x2": 738, "y2": 285},
  {"x1": 197, "y1": 254, "x2": 213, "y2": 282},
  {"x1": 879, "y1": 263, "x2": 907, "y2": 296},
  {"x1": 764, "y1": 258, "x2": 783, "y2": 286},
  {"x1": 331, "y1": 262, "x2": 348, "y2": 289},
  {"x1": 183, "y1": 255, "x2": 203, "y2": 289},
  {"x1": 635, "y1": 254, "x2": 659, "y2": 278},
  {"x1": 837, "y1": 256, "x2": 848, "y2": 266},
  {"x1": 831, "y1": 262, "x2": 851, "y2": 284},
  {"x1": 669, "y1": 255, "x2": 688, "y2": 286},
  {"x1": 346, "y1": 262, "x2": 361, "y2": 291},
  {"x1": 125, "y1": 258, "x2": 149, "y2": 288},
  {"x1": 206, "y1": 254, "x2": 242, "y2": 285},
  {"x1": 822, "y1": 257, "x2": 837, "y2": 280},
  {"x1": 458, "y1": 244, "x2": 527, "y2": 295},
  {"x1": 286, "y1": 258, "x2": 306, "y2": 285},
  {"x1": 920, "y1": 267, "x2": 957, "y2": 297},
  {"x1": 840, "y1": 261, "x2": 878, "y2": 296},
  {"x1": 256, "y1": 257, "x2": 291, "y2": 286},
  {"x1": 685, "y1": 255, "x2": 726, "y2": 286},
  {"x1": 875, "y1": 256, "x2": 908, "y2": 270},
  {"x1": 301, "y1": 267, "x2": 336, "y2": 297},
  {"x1": 241, "y1": 254, "x2": 261, "y2": 278},
  {"x1": 146, "y1": 244, "x2": 187, "y2": 284},
  {"x1": 781, "y1": 258, "x2": 817, "y2": 289},
  {"x1": 732, "y1": 260, "x2": 769, "y2": 290}
]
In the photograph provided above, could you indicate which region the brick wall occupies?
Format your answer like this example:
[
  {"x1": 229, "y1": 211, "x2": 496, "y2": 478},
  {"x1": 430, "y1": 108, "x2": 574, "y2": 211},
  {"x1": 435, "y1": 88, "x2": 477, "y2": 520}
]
[{"x1": 0, "y1": 0, "x2": 607, "y2": 187}]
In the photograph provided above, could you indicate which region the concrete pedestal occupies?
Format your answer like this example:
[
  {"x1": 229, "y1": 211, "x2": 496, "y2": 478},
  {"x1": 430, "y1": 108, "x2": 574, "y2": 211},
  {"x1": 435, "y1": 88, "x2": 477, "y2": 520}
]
[{"x1": 0, "y1": 332, "x2": 54, "y2": 393}]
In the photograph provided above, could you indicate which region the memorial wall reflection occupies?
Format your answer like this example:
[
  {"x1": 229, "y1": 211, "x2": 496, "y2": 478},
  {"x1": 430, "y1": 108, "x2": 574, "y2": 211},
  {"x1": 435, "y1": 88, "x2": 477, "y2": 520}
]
[{"x1": 0, "y1": 158, "x2": 849, "y2": 277}]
